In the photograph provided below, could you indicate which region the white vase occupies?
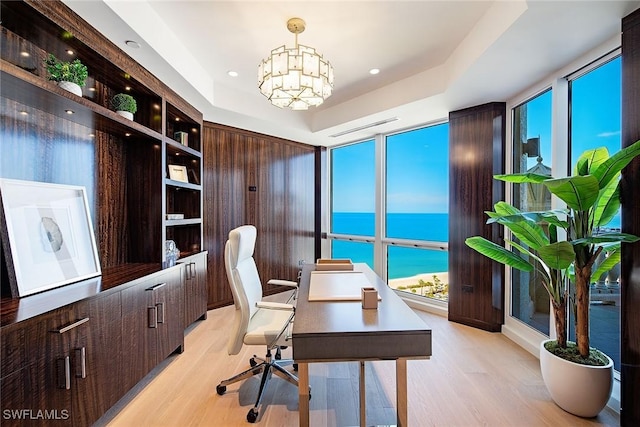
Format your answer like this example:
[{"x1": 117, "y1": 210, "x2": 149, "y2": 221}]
[
  {"x1": 58, "y1": 81, "x2": 82, "y2": 97},
  {"x1": 116, "y1": 110, "x2": 134, "y2": 120},
  {"x1": 539, "y1": 339, "x2": 613, "y2": 418}
]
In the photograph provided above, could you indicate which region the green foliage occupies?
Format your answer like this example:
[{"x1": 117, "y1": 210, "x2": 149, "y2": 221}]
[
  {"x1": 110, "y1": 93, "x2": 138, "y2": 114},
  {"x1": 44, "y1": 54, "x2": 88, "y2": 86},
  {"x1": 466, "y1": 139, "x2": 640, "y2": 359},
  {"x1": 395, "y1": 275, "x2": 448, "y2": 300},
  {"x1": 544, "y1": 340, "x2": 609, "y2": 366}
]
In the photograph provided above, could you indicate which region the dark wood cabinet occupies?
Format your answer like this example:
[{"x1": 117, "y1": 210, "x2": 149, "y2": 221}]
[
  {"x1": 0, "y1": 293, "x2": 122, "y2": 427},
  {"x1": 181, "y1": 251, "x2": 208, "y2": 329},
  {"x1": 121, "y1": 267, "x2": 184, "y2": 391}
]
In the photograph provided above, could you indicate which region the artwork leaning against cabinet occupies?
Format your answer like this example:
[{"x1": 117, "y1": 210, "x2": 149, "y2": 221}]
[{"x1": 0, "y1": 179, "x2": 101, "y2": 298}]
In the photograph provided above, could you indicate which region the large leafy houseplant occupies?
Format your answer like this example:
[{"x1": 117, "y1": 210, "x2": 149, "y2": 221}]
[{"x1": 466, "y1": 139, "x2": 640, "y2": 363}]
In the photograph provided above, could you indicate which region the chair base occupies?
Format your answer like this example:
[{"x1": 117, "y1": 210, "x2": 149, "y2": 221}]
[{"x1": 216, "y1": 347, "x2": 301, "y2": 423}]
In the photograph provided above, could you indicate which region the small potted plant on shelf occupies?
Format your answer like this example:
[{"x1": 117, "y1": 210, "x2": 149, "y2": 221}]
[
  {"x1": 110, "y1": 93, "x2": 137, "y2": 120},
  {"x1": 44, "y1": 53, "x2": 88, "y2": 97},
  {"x1": 465, "y1": 139, "x2": 640, "y2": 418}
]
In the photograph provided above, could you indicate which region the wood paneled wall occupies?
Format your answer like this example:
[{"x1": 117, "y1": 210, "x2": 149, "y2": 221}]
[
  {"x1": 448, "y1": 102, "x2": 506, "y2": 332},
  {"x1": 621, "y1": 9, "x2": 640, "y2": 426},
  {"x1": 202, "y1": 122, "x2": 317, "y2": 309}
]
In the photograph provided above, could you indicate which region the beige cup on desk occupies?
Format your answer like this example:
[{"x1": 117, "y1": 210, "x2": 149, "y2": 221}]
[{"x1": 361, "y1": 287, "x2": 378, "y2": 309}]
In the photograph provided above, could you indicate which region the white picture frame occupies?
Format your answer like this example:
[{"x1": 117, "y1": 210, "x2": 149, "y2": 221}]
[
  {"x1": 168, "y1": 164, "x2": 189, "y2": 183},
  {"x1": 0, "y1": 179, "x2": 101, "y2": 297}
]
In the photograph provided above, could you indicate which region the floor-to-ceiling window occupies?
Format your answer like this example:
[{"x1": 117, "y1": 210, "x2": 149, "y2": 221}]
[
  {"x1": 568, "y1": 56, "x2": 622, "y2": 370},
  {"x1": 505, "y1": 53, "x2": 622, "y2": 372},
  {"x1": 329, "y1": 123, "x2": 449, "y2": 302},
  {"x1": 510, "y1": 90, "x2": 553, "y2": 334},
  {"x1": 330, "y1": 139, "x2": 375, "y2": 267},
  {"x1": 385, "y1": 124, "x2": 449, "y2": 300}
]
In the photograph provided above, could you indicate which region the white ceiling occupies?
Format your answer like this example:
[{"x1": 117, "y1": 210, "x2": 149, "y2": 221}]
[{"x1": 63, "y1": 0, "x2": 640, "y2": 146}]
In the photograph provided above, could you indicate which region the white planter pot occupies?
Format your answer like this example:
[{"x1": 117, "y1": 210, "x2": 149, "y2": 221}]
[
  {"x1": 58, "y1": 81, "x2": 82, "y2": 97},
  {"x1": 539, "y1": 339, "x2": 613, "y2": 418},
  {"x1": 116, "y1": 110, "x2": 134, "y2": 120}
]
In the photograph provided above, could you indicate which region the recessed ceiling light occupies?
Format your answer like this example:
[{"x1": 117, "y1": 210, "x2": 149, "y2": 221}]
[
  {"x1": 227, "y1": 71, "x2": 238, "y2": 77},
  {"x1": 89, "y1": 87, "x2": 96, "y2": 92},
  {"x1": 20, "y1": 51, "x2": 30, "y2": 57},
  {"x1": 66, "y1": 49, "x2": 74, "y2": 55},
  {"x1": 65, "y1": 109, "x2": 74, "y2": 114},
  {"x1": 19, "y1": 111, "x2": 28, "y2": 116},
  {"x1": 125, "y1": 40, "x2": 141, "y2": 49},
  {"x1": 125, "y1": 132, "x2": 132, "y2": 137},
  {"x1": 369, "y1": 68, "x2": 380, "y2": 75},
  {"x1": 125, "y1": 86, "x2": 131, "y2": 91}
]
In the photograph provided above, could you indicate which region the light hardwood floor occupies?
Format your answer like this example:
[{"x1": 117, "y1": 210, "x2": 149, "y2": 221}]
[{"x1": 97, "y1": 295, "x2": 619, "y2": 427}]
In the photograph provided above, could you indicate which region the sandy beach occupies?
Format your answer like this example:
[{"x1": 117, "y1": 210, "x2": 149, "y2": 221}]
[{"x1": 388, "y1": 271, "x2": 449, "y2": 289}]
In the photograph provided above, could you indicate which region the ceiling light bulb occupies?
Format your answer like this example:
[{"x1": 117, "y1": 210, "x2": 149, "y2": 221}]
[
  {"x1": 66, "y1": 49, "x2": 74, "y2": 55},
  {"x1": 65, "y1": 109, "x2": 74, "y2": 114},
  {"x1": 369, "y1": 68, "x2": 380, "y2": 75},
  {"x1": 228, "y1": 71, "x2": 238, "y2": 77},
  {"x1": 20, "y1": 51, "x2": 30, "y2": 57}
]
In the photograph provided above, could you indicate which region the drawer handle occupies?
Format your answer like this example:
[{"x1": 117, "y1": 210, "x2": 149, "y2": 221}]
[
  {"x1": 189, "y1": 262, "x2": 196, "y2": 279},
  {"x1": 146, "y1": 282, "x2": 167, "y2": 292},
  {"x1": 156, "y1": 302, "x2": 165, "y2": 324},
  {"x1": 75, "y1": 347, "x2": 86, "y2": 379},
  {"x1": 57, "y1": 356, "x2": 70, "y2": 389},
  {"x1": 148, "y1": 306, "x2": 158, "y2": 328},
  {"x1": 51, "y1": 317, "x2": 89, "y2": 334}
]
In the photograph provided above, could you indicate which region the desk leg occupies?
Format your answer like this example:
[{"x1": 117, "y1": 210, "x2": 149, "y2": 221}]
[
  {"x1": 397, "y1": 358, "x2": 407, "y2": 427},
  {"x1": 359, "y1": 361, "x2": 366, "y2": 427},
  {"x1": 298, "y1": 362, "x2": 310, "y2": 427}
]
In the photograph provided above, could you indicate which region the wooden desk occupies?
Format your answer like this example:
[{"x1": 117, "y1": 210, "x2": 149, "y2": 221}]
[{"x1": 292, "y1": 263, "x2": 432, "y2": 427}]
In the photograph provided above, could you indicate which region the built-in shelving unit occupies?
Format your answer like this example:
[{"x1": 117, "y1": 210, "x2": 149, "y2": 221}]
[
  {"x1": 0, "y1": 0, "x2": 203, "y2": 272},
  {"x1": 0, "y1": 2, "x2": 207, "y2": 424}
]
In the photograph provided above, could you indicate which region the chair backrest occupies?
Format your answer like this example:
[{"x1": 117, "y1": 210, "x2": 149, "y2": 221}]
[{"x1": 224, "y1": 225, "x2": 264, "y2": 355}]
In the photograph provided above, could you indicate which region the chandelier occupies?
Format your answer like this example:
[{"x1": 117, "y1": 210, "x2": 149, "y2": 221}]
[{"x1": 258, "y1": 18, "x2": 334, "y2": 110}]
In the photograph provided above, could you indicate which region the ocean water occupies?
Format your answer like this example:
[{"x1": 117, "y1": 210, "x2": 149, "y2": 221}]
[{"x1": 331, "y1": 212, "x2": 448, "y2": 280}]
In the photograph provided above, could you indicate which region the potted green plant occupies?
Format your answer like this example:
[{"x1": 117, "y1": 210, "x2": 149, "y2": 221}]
[
  {"x1": 110, "y1": 93, "x2": 137, "y2": 120},
  {"x1": 44, "y1": 53, "x2": 88, "y2": 97},
  {"x1": 465, "y1": 139, "x2": 640, "y2": 417}
]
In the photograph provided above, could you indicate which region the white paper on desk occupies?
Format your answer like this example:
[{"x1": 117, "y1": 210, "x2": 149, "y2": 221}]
[{"x1": 308, "y1": 271, "x2": 381, "y2": 301}]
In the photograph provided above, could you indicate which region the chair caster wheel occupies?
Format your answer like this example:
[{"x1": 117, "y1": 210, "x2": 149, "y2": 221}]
[
  {"x1": 247, "y1": 408, "x2": 259, "y2": 423},
  {"x1": 216, "y1": 385, "x2": 226, "y2": 395},
  {"x1": 249, "y1": 358, "x2": 257, "y2": 367}
]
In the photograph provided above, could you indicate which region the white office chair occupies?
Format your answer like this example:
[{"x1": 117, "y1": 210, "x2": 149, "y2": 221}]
[{"x1": 216, "y1": 225, "x2": 301, "y2": 423}]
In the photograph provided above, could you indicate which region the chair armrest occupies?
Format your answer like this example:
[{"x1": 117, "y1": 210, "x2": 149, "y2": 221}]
[
  {"x1": 267, "y1": 279, "x2": 298, "y2": 288},
  {"x1": 256, "y1": 301, "x2": 294, "y2": 311}
]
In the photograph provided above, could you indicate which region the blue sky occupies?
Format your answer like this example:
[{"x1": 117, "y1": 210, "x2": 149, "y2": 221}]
[{"x1": 332, "y1": 57, "x2": 621, "y2": 215}]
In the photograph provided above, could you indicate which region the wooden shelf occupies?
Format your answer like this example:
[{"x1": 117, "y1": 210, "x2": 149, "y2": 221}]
[
  {"x1": 165, "y1": 178, "x2": 201, "y2": 191},
  {"x1": 166, "y1": 218, "x2": 201, "y2": 227},
  {"x1": 166, "y1": 138, "x2": 202, "y2": 158},
  {"x1": 1, "y1": 61, "x2": 163, "y2": 141}
]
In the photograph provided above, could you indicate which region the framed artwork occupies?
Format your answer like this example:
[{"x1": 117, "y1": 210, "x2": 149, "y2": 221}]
[
  {"x1": 168, "y1": 164, "x2": 188, "y2": 182},
  {"x1": 0, "y1": 179, "x2": 101, "y2": 298}
]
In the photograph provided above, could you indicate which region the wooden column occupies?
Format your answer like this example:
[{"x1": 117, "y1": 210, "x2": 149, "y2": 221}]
[
  {"x1": 621, "y1": 9, "x2": 640, "y2": 426},
  {"x1": 448, "y1": 102, "x2": 506, "y2": 332}
]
